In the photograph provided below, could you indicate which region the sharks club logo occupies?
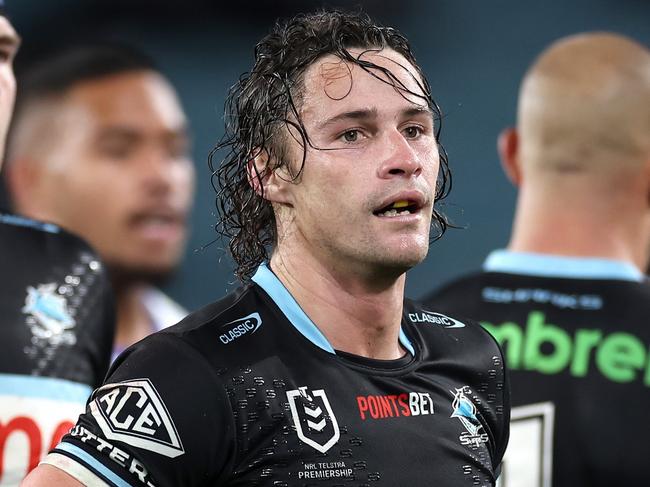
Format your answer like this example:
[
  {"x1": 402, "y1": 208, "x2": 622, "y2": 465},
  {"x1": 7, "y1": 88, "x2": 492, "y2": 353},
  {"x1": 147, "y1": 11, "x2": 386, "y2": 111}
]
[
  {"x1": 22, "y1": 283, "x2": 76, "y2": 346},
  {"x1": 450, "y1": 386, "x2": 489, "y2": 447},
  {"x1": 286, "y1": 386, "x2": 340, "y2": 453}
]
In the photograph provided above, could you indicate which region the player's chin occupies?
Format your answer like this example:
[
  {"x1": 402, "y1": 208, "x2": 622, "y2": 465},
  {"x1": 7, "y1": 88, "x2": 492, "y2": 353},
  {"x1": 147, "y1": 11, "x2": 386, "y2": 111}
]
[
  {"x1": 112, "y1": 252, "x2": 181, "y2": 282},
  {"x1": 378, "y1": 240, "x2": 429, "y2": 270}
]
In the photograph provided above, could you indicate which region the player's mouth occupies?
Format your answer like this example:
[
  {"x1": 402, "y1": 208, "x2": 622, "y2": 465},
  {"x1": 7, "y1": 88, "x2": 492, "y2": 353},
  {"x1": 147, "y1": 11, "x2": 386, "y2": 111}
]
[
  {"x1": 373, "y1": 193, "x2": 425, "y2": 218},
  {"x1": 129, "y1": 210, "x2": 186, "y2": 242}
]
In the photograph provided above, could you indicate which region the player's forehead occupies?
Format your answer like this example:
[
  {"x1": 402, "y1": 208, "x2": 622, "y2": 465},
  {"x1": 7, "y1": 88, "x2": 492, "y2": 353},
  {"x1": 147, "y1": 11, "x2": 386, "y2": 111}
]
[
  {"x1": 66, "y1": 71, "x2": 186, "y2": 133},
  {"x1": 299, "y1": 48, "x2": 428, "y2": 119}
]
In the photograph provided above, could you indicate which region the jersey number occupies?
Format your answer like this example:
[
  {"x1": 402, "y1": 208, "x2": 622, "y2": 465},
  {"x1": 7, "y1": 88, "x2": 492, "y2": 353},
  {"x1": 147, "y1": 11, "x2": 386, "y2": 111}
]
[{"x1": 496, "y1": 402, "x2": 554, "y2": 487}]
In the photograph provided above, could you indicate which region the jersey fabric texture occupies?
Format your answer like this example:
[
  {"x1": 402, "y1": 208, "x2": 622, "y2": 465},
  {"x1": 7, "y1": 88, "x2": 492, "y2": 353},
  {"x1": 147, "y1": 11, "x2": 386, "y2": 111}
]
[
  {"x1": 47, "y1": 264, "x2": 509, "y2": 487},
  {"x1": 424, "y1": 250, "x2": 650, "y2": 487},
  {"x1": 0, "y1": 212, "x2": 114, "y2": 485}
]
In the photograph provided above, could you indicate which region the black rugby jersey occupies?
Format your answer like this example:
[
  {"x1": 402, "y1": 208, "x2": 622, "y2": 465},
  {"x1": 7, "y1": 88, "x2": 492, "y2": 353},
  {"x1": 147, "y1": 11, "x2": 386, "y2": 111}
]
[
  {"x1": 0, "y1": 212, "x2": 114, "y2": 484},
  {"x1": 424, "y1": 250, "x2": 650, "y2": 487},
  {"x1": 47, "y1": 264, "x2": 509, "y2": 487}
]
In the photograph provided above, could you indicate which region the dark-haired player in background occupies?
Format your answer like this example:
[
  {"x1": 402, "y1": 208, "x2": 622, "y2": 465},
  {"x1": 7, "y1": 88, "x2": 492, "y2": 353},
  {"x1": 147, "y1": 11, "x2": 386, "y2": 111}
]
[
  {"x1": 25, "y1": 10, "x2": 509, "y2": 486},
  {"x1": 425, "y1": 33, "x2": 650, "y2": 487},
  {"x1": 0, "y1": 3, "x2": 114, "y2": 484},
  {"x1": 5, "y1": 44, "x2": 194, "y2": 361}
]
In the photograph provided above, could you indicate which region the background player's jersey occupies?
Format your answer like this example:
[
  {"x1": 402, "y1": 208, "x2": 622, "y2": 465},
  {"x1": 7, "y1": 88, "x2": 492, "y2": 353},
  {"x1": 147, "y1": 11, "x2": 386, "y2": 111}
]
[
  {"x1": 0, "y1": 212, "x2": 114, "y2": 485},
  {"x1": 424, "y1": 250, "x2": 650, "y2": 487},
  {"x1": 47, "y1": 264, "x2": 509, "y2": 487}
]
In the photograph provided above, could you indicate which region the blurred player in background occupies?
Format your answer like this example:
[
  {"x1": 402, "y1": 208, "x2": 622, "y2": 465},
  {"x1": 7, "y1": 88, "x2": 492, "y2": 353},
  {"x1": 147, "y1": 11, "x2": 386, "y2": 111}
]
[
  {"x1": 425, "y1": 32, "x2": 650, "y2": 487},
  {"x1": 24, "y1": 10, "x2": 509, "y2": 487},
  {"x1": 5, "y1": 44, "x2": 195, "y2": 361},
  {"x1": 0, "y1": 4, "x2": 114, "y2": 484}
]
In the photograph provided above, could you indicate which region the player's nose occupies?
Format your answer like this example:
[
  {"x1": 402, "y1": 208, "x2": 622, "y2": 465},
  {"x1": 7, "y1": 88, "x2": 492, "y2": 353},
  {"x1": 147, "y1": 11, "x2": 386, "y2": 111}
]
[{"x1": 377, "y1": 129, "x2": 422, "y2": 179}]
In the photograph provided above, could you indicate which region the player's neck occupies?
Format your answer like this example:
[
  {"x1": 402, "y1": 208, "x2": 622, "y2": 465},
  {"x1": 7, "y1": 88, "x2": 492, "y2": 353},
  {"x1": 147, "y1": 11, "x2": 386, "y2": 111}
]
[
  {"x1": 509, "y1": 186, "x2": 649, "y2": 271},
  {"x1": 114, "y1": 284, "x2": 155, "y2": 351},
  {"x1": 269, "y1": 251, "x2": 407, "y2": 360}
]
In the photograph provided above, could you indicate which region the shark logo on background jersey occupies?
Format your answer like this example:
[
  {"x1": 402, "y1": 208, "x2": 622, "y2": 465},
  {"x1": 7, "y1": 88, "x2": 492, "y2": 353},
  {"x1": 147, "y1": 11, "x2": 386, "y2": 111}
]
[
  {"x1": 22, "y1": 283, "x2": 76, "y2": 345},
  {"x1": 90, "y1": 378, "x2": 184, "y2": 458},
  {"x1": 286, "y1": 387, "x2": 340, "y2": 453},
  {"x1": 450, "y1": 387, "x2": 489, "y2": 447}
]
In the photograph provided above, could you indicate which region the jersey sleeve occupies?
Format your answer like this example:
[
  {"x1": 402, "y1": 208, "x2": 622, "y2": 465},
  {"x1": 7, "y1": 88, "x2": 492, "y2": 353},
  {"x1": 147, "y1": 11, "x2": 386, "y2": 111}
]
[
  {"x1": 43, "y1": 333, "x2": 236, "y2": 487},
  {"x1": 494, "y1": 341, "x2": 511, "y2": 475},
  {"x1": 475, "y1": 320, "x2": 510, "y2": 479}
]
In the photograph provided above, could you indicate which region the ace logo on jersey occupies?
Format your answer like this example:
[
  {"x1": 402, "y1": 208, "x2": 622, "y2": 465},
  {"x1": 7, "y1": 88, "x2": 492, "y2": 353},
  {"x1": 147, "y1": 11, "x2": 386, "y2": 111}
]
[
  {"x1": 286, "y1": 387, "x2": 340, "y2": 454},
  {"x1": 89, "y1": 378, "x2": 184, "y2": 458}
]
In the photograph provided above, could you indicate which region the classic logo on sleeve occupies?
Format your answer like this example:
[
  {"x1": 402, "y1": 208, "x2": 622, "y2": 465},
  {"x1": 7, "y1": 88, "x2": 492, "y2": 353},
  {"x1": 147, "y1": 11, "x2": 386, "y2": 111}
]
[
  {"x1": 286, "y1": 387, "x2": 340, "y2": 453},
  {"x1": 89, "y1": 379, "x2": 184, "y2": 458},
  {"x1": 408, "y1": 311, "x2": 466, "y2": 329},
  {"x1": 219, "y1": 312, "x2": 262, "y2": 344}
]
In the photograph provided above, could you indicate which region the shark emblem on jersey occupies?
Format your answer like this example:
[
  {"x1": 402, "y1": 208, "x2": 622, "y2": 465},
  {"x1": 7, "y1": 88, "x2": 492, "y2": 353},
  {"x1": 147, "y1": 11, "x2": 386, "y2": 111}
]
[
  {"x1": 450, "y1": 387, "x2": 489, "y2": 447},
  {"x1": 90, "y1": 378, "x2": 184, "y2": 458},
  {"x1": 286, "y1": 387, "x2": 340, "y2": 453},
  {"x1": 22, "y1": 283, "x2": 77, "y2": 345}
]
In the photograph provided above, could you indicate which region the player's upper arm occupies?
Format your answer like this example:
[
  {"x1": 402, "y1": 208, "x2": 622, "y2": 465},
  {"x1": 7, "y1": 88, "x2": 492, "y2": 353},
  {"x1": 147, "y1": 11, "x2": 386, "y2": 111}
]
[
  {"x1": 44, "y1": 332, "x2": 236, "y2": 486},
  {"x1": 21, "y1": 464, "x2": 85, "y2": 487}
]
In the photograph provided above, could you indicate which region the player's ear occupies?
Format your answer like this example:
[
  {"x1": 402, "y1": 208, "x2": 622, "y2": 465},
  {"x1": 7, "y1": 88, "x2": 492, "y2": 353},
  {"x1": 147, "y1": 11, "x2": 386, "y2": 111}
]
[
  {"x1": 247, "y1": 147, "x2": 292, "y2": 205},
  {"x1": 498, "y1": 127, "x2": 522, "y2": 187}
]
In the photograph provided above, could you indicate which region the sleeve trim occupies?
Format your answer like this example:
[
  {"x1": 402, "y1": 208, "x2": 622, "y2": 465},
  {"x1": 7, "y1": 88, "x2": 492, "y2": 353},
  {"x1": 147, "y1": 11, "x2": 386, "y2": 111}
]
[
  {"x1": 41, "y1": 452, "x2": 110, "y2": 486},
  {"x1": 51, "y1": 442, "x2": 134, "y2": 487}
]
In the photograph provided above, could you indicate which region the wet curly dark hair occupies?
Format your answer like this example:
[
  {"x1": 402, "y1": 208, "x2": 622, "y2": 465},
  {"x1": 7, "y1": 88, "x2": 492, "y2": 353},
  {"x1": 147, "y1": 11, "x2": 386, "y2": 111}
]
[{"x1": 210, "y1": 9, "x2": 452, "y2": 281}]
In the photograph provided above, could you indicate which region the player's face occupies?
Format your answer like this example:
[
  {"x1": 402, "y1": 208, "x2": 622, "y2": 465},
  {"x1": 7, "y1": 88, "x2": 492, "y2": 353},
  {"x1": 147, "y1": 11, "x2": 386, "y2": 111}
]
[
  {"x1": 0, "y1": 16, "x2": 19, "y2": 165},
  {"x1": 35, "y1": 71, "x2": 195, "y2": 277},
  {"x1": 280, "y1": 48, "x2": 439, "y2": 276}
]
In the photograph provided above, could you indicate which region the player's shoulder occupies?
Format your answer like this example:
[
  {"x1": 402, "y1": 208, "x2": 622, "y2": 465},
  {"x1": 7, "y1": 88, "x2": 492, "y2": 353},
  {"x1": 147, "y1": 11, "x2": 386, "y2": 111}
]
[
  {"x1": 0, "y1": 211, "x2": 62, "y2": 236},
  {"x1": 161, "y1": 281, "x2": 262, "y2": 343},
  {"x1": 404, "y1": 298, "x2": 506, "y2": 374},
  {"x1": 122, "y1": 281, "x2": 273, "y2": 368},
  {"x1": 404, "y1": 298, "x2": 496, "y2": 345},
  {"x1": 0, "y1": 211, "x2": 102, "y2": 258}
]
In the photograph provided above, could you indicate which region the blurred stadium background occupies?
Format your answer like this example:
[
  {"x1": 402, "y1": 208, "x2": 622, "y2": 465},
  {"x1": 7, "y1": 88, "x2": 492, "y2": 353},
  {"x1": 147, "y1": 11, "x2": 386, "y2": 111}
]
[{"x1": 4, "y1": 0, "x2": 650, "y2": 311}]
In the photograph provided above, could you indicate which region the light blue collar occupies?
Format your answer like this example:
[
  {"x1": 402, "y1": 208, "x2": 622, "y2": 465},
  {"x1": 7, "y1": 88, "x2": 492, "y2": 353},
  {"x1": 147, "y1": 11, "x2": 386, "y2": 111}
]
[
  {"x1": 252, "y1": 264, "x2": 415, "y2": 356},
  {"x1": 483, "y1": 250, "x2": 644, "y2": 282}
]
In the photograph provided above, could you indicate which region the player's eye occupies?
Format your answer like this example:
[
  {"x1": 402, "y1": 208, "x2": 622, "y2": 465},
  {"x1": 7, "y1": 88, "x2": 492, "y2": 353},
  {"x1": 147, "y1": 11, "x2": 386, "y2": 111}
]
[
  {"x1": 341, "y1": 130, "x2": 359, "y2": 143},
  {"x1": 0, "y1": 49, "x2": 12, "y2": 63},
  {"x1": 403, "y1": 126, "x2": 423, "y2": 139}
]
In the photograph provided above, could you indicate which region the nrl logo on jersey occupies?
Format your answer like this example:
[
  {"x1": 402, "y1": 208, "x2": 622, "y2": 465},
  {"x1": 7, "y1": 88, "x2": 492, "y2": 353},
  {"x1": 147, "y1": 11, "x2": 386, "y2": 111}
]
[
  {"x1": 408, "y1": 311, "x2": 466, "y2": 329},
  {"x1": 286, "y1": 386, "x2": 340, "y2": 453},
  {"x1": 450, "y1": 386, "x2": 489, "y2": 447},
  {"x1": 22, "y1": 283, "x2": 77, "y2": 346},
  {"x1": 90, "y1": 378, "x2": 184, "y2": 458},
  {"x1": 219, "y1": 312, "x2": 262, "y2": 344}
]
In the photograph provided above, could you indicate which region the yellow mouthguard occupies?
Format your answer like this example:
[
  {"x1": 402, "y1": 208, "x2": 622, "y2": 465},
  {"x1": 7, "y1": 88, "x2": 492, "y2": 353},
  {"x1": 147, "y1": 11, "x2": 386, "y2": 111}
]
[{"x1": 392, "y1": 200, "x2": 409, "y2": 209}]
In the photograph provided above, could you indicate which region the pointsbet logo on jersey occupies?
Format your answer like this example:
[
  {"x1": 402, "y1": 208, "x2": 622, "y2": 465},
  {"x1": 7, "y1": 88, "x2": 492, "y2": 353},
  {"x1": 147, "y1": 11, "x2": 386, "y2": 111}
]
[{"x1": 356, "y1": 392, "x2": 434, "y2": 420}]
